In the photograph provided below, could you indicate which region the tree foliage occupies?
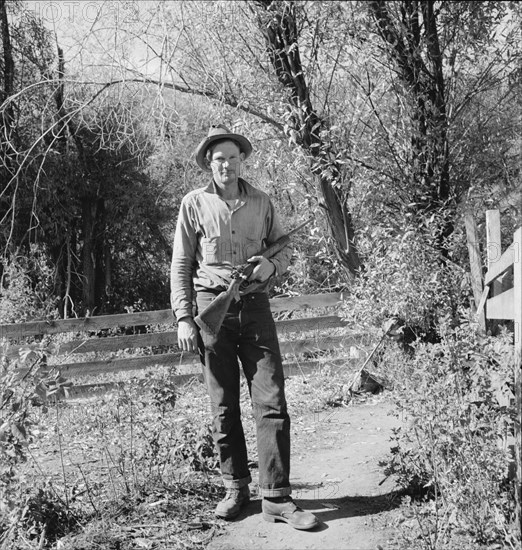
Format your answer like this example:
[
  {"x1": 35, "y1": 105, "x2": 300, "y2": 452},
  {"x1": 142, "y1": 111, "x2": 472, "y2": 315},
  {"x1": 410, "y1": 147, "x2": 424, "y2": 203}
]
[
  {"x1": 0, "y1": 3, "x2": 176, "y2": 315},
  {"x1": 0, "y1": 0, "x2": 520, "y2": 323}
]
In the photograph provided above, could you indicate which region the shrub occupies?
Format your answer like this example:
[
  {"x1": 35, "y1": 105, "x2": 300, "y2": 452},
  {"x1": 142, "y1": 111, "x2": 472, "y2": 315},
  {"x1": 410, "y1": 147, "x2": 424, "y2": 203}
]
[
  {"x1": 384, "y1": 315, "x2": 518, "y2": 547},
  {"x1": 171, "y1": 422, "x2": 218, "y2": 473},
  {"x1": 21, "y1": 486, "x2": 76, "y2": 544},
  {"x1": 343, "y1": 224, "x2": 468, "y2": 338},
  {"x1": 0, "y1": 349, "x2": 74, "y2": 547},
  {"x1": 0, "y1": 246, "x2": 59, "y2": 324}
]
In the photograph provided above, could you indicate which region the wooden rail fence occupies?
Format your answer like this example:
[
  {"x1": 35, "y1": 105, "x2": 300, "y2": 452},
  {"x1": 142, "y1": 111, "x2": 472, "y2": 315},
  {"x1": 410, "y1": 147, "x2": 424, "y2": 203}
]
[
  {"x1": 474, "y1": 211, "x2": 521, "y2": 532},
  {"x1": 1, "y1": 292, "x2": 371, "y2": 398}
]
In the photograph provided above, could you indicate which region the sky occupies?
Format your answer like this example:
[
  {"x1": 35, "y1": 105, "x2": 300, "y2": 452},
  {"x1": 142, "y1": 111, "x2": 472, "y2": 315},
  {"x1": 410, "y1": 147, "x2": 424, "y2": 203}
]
[
  {"x1": 24, "y1": 1, "x2": 159, "y2": 77},
  {"x1": 27, "y1": 1, "x2": 142, "y2": 35}
]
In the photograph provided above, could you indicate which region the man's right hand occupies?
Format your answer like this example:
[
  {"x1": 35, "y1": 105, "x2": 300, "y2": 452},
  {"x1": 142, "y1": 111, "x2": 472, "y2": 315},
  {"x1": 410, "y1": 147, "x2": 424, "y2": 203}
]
[{"x1": 177, "y1": 317, "x2": 198, "y2": 353}]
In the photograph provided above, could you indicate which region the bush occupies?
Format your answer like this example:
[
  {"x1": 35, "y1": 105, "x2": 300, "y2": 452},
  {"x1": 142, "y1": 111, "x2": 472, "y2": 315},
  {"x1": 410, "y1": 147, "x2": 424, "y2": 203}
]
[
  {"x1": 0, "y1": 246, "x2": 59, "y2": 324},
  {"x1": 344, "y1": 224, "x2": 468, "y2": 337},
  {"x1": 0, "y1": 349, "x2": 74, "y2": 547},
  {"x1": 384, "y1": 315, "x2": 518, "y2": 548}
]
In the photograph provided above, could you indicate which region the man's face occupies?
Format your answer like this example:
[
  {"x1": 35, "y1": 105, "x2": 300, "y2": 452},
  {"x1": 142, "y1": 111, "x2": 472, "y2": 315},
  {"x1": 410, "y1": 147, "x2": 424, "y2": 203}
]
[{"x1": 209, "y1": 141, "x2": 244, "y2": 187}]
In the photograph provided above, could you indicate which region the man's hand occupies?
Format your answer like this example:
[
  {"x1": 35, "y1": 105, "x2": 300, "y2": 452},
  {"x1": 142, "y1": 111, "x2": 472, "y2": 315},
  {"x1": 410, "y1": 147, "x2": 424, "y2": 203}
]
[
  {"x1": 177, "y1": 316, "x2": 198, "y2": 353},
  {"x1": 247, "y1": 256, "x2": 275, "y2": 282}
]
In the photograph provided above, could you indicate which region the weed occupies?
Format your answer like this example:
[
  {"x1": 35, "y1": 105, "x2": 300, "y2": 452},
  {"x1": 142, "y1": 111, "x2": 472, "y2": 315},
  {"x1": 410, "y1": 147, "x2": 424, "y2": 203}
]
[
  {"x1": 172, "y1": 422, "x2": 218, "y2": 473},
  {"x1": 0, "y1": 348, "x2": 79, "y2": 547},
  {"x1": 22, "y1": 485, "x2": 77, "y2": 544},
  {"x1": 383, "y1": 314, "x2": 519, "y2": 548}
]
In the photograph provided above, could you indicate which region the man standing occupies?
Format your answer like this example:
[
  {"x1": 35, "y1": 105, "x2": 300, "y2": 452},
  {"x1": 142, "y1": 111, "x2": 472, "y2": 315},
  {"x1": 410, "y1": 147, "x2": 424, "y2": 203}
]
[{"x1": 171, "y1": 124, "x2": 318, "y2": 530}]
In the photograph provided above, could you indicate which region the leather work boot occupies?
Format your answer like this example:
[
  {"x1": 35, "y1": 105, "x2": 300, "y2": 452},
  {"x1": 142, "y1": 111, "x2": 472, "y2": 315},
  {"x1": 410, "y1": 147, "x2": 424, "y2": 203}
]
[
  {"x1": 215, "y1": 486, "x2": 251, "y2": 520},
  {"x1": 262, "y1": 496, "x2": 319, "y2": 530}
]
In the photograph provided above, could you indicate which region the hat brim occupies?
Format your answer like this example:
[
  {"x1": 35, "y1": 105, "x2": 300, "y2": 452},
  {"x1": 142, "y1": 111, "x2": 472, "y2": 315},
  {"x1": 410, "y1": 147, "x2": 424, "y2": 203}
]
[{"x1": 195, "y1": 133, "x2": 252, "y2": 171}]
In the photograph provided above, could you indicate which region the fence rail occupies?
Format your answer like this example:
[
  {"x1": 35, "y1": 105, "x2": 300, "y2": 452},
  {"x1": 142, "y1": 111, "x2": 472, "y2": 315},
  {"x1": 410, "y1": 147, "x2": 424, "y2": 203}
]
[
  {"x1": 476, "y1": 212, "x2": 521, "y2": 532},
  {"x1": 1, "y1": 292, "x2": 371, "y2": 395},
  {"x1": 3, "y1": 314, "x2": 348, "y2": 360},
  {"x1": 0, "y1": 293, "x2": 343, "y2": 339}
]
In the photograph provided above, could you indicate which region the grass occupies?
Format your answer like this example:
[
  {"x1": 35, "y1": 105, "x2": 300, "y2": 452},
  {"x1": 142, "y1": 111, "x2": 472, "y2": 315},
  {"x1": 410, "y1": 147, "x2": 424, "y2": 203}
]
[
  {"x1": 3, "y1": 317, "x2": 519, "y2": 550},
  {"x1": 2, "y1": 334, "x2": 376, "y2": 549},
  {"x1": 5, "y1": 376, "x2": 223, "y2": 549}
]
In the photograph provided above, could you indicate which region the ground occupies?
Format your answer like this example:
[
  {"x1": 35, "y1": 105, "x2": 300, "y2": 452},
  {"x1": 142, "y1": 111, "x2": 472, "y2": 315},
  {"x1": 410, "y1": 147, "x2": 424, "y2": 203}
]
[
  {"x1": 208, "y1": 394, "x2": 402, "y2": 550},
  {"x1": 23, "y1": 376, "x2": 407, "y2": 550}
]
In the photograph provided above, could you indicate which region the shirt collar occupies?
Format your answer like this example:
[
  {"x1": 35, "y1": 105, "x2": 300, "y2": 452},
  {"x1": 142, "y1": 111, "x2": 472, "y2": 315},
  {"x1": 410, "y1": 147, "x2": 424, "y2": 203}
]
[{"x1": 205, "y1": 178, "x2": 249, "y2": 197}]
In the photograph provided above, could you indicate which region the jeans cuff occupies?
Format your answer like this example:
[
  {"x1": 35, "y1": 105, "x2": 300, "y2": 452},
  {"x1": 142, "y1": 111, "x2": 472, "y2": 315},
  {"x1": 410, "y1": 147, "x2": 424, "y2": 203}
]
[
  {"x1": 222, "y1": 474, "x2": 252, "y2": 489},
  {"x1": 259, "y1": 486, "x2": 292, "y2": 498}
]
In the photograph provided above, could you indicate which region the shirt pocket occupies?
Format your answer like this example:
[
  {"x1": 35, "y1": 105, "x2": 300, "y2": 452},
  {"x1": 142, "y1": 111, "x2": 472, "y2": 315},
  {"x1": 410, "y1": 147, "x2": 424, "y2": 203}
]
[
  {"x1": 200, "y1": 236, "x2": 221, "y2": 264},
  {"x1": 200, "y1": 236, "x2": 237, "y2": 265},
  {"x1": 243, "y1": 237, "x2": 264, "y2": 260}
]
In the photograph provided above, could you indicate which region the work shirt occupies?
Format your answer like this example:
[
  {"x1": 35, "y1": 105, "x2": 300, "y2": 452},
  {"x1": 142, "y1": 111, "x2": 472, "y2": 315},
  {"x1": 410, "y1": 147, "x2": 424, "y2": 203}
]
[{"x1": 170, "y1": 178, "x2": 292, "y2": 321}]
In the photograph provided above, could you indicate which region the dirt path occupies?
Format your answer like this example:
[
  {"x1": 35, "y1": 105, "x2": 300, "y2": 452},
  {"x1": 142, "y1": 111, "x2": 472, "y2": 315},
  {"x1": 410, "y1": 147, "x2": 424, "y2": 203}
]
[{"x1": 208, "y1": 394, "x2": 401, "y2": 550}]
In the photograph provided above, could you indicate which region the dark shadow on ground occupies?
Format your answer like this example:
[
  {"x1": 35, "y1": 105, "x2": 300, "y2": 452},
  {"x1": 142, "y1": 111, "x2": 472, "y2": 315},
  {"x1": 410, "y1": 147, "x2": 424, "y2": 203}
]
[
  {"x1": 299, "y1": 492, "x2": 403, "y2": 523},
  {"x1": 230, "y1": 499, "x2": 330, "y2": 532},
  {"x1": 229, "y1": 489, "x2": 403, "y2": 528}
]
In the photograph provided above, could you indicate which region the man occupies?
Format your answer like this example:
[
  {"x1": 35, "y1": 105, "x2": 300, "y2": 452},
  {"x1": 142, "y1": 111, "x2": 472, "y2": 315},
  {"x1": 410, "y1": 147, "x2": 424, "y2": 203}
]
[{"x1": 171, "y1": 124, "x2": 318, "y2": 530}]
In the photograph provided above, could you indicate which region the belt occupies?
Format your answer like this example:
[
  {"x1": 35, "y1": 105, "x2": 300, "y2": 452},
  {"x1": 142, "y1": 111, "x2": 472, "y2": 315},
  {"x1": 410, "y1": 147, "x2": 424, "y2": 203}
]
[{"x1": 197, "y1": 289, "x2": 266, "y2": 309}]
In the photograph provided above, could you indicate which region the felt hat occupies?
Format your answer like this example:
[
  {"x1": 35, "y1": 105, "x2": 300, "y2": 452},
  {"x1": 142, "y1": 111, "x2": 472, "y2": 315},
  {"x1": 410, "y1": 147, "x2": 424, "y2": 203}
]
[{"x1": 194, "y1": 124, "x2": 253, "y2": 171}]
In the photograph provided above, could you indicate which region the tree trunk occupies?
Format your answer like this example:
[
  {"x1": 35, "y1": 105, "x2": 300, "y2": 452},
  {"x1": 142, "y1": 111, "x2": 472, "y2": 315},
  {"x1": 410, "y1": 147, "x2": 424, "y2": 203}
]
[
  {"x1": 0, "y1": 0, "x2": 16, "y2": 257},
  {"x1": 103, "y1": 240, "x2": 112, "y2": 312},
  {"x1": 0, "y1": 0, "x2": 14, "y2": 152},
  {"x1": 253, "y1": 0, "x2": 361, "y2": 278},
  {"x1": 52, "y1": 42, "x2": 104, "y2": 315},
  {"x1": 94, "y1": 200, "x2": 107, "y2": 312},
  {"x1": 369, "y1": 0, "x2": 454, "y2": 254},
  {"x1": 81, "y1": 198, "x2": 97, "y2": 314},
  {"x1": 80, "y1": 196, "x2": 108, "y2": 315}
]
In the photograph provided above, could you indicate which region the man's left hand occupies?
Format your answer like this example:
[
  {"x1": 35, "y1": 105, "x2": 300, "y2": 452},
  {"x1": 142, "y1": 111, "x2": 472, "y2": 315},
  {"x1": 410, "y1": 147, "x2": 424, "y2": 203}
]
[{"x1": 247, "y1": 256, "x2": 275, "y2": 282}]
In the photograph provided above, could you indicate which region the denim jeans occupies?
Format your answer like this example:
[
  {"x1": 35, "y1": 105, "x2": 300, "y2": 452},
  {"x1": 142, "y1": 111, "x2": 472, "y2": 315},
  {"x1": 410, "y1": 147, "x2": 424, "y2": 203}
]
[{"x1": 196, "y1": 291, "x2": 291, "y2": 497}]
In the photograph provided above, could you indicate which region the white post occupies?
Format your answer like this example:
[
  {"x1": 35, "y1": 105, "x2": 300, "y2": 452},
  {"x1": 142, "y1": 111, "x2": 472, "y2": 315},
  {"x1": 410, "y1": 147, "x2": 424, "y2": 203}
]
[
  {"x1": 513, "y1": 226, "x2": 521, "y2": 533},
  {"x1": 464, "y1": 211, "x2": 485, "y2": 331}
]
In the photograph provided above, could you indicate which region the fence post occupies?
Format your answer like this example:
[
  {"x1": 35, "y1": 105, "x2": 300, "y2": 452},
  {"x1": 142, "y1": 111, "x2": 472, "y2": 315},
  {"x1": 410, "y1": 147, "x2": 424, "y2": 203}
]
[
  {"x1": 513, "y1": 226, "x2": 521, "y2": 533},
  {"x1": 486, "y1": 210, "x2": 501, "y2": 334},
  {"x1": 464, "y1": 211, "x2": 486, "y2": 331}
]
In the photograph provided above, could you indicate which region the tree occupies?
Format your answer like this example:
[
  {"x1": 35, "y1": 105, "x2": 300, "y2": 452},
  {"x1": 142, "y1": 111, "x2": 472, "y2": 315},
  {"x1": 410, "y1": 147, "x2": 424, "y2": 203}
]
[
  {"x1": 95, "y1": 0, "x2": 519, "y2": 277},
  {"x1": 0, "y1": 0, "x2": 19, "y2": 249},
  {"x1": 0, "y1": 4, "x2": 175, "y2": 316},
  {"x1": 367, "y1": 0, "x2": 520, "y2": 256},
  {"x1": 78, "y1": 0, "x2": 365, "y2": 279},
  {"x1": 250, "y1": 0, "x2": 362, "y2": 277},
  {"x1": 2, "y1": 0, "x2": 520, "y2": 322}
]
